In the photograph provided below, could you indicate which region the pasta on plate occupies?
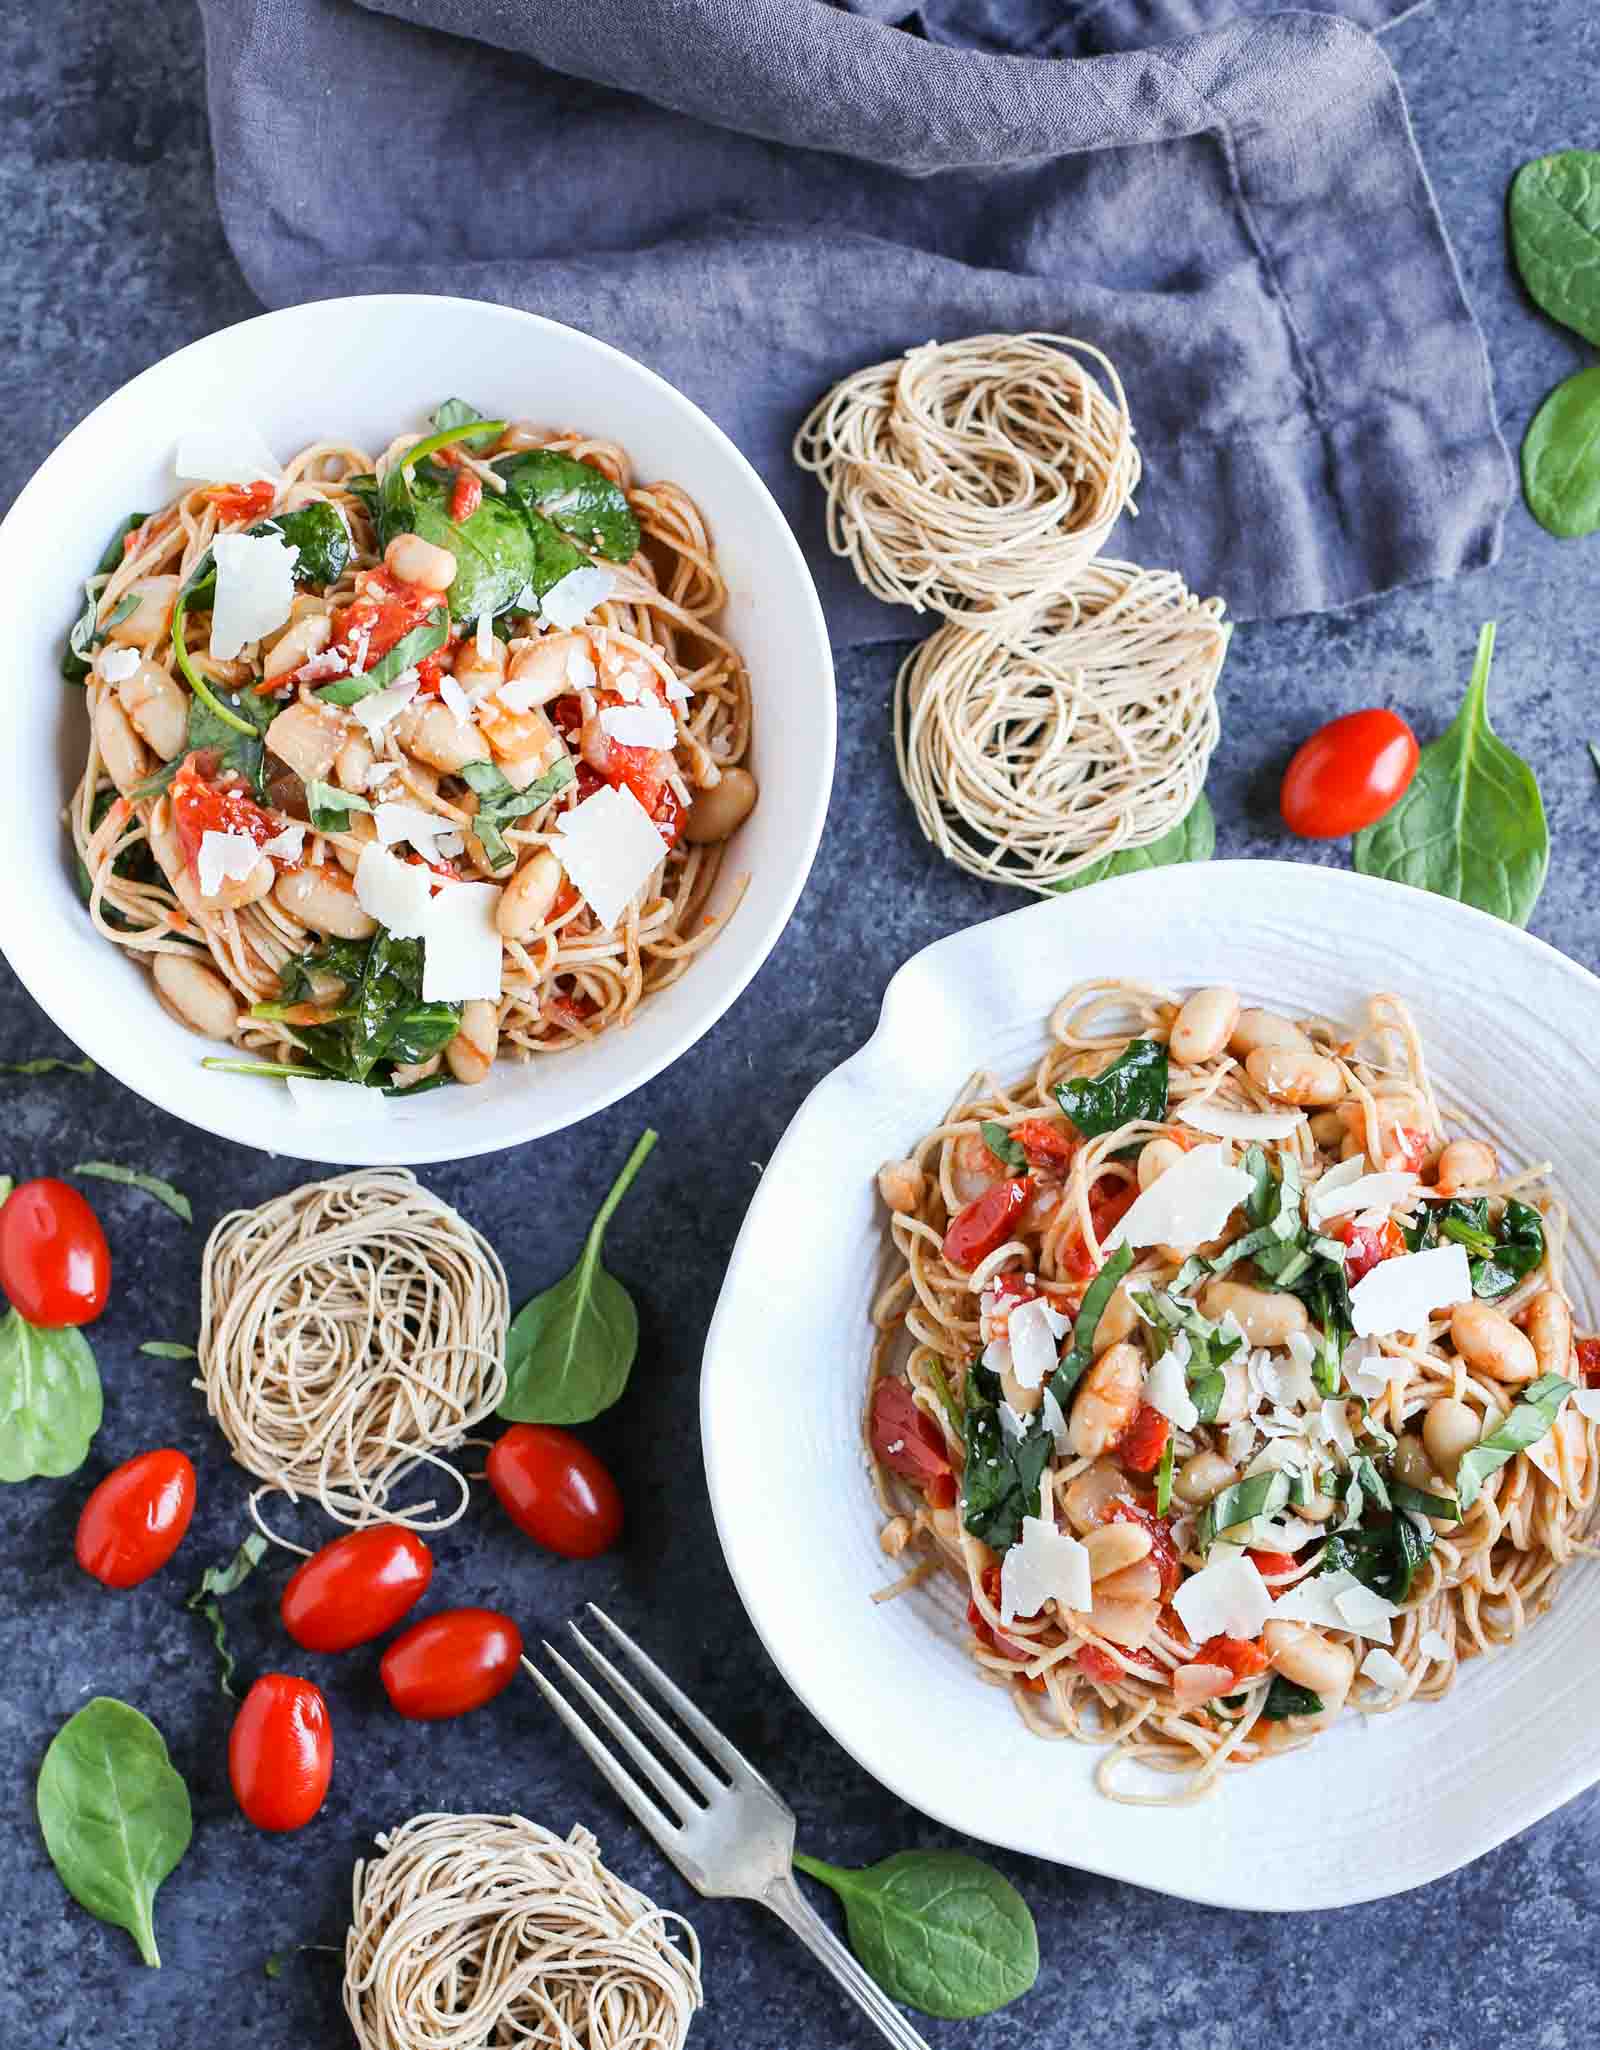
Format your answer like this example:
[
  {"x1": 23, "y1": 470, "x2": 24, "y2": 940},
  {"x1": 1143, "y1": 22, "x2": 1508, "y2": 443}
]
[
  {"x1": 870, "y1": 979, "x2": 1600, "y2": 1802},
  {"x1": 67, "y1": 405, "x2": 754, "y2": 1106}
]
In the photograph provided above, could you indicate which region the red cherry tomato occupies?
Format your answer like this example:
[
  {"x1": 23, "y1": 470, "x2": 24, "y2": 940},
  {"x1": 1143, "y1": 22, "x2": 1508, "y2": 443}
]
[
  {"x1": 171, "y1": 754, "x2": 278, "y2": 871},
  {"x1": 868, "y1": 1379, "x2": 952, "y2": 1495},
  {"x1": 486, "y1": 1424, "x2": 624, "y2": 1559},
  {"x1": 942, "y1": 1178, "x2": 1030, "y2": 1270},
  {"x1": 229, "y1": 1674, "x2": 333, "y2": 1831},
  {"x1": 1333, "y1": 1213, "x2": 1407, "y2": 1283},
  {"x1": 75, "y1": 1450, "x2": 196, "y2": 1588},
  {"x1": 0, "y1": 1178, "x2": 111, "y2": 1327},
  {"x1": 1115, "y1": 1402, "x2": 1169, "y2": 1475},
  {"x1": 1248, "y1": 1550, "x2": 1299, "y2": 1581},
  {"x1": 279, "y1": 1525, "x2": 433, "y2": 1653},
  {"x1": 379, "y1": 1607, "x2": 523, "y2": 1720},
  {"x1": 1195, "y1": 1632, "x2": 1270, "y2": 1682},
  {"x1": 1061, "y1": 1178, "x2": 1140, "y2": 1282},
  {"x1": 1280, "y1": 709, "x2": 1419, "y2": 839}
]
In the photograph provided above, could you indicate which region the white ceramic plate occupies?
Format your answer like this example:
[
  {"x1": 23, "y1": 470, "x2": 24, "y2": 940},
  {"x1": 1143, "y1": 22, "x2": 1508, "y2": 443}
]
[
  {"x1": 0, "y1": 296, "x2": 834, "y2": 1164},
  {"x1": 702, "y1": 863, "x2": 1600, "y2": 1909}
]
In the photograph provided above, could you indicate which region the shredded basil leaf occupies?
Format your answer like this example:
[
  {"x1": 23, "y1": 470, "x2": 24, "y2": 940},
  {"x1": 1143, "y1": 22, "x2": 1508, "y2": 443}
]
[
  {"x1": 1197, "y1": 1469, "x2": 1289, "y2": 1551},
  {"x1": 1259, "y1": 1675, "x2": 1324, "y2": 1720},
  {"x1": 0, "y1": 1057, "x2": 94, "y2": 1077},
  {"x1": 459, "y1": 756, "x2": 577, "y2": 869},
  {"x1": 1455, "y1": 1374, "x2": 1572, "y2": 1512},
  {"x1": 185, "y1": 1533, "x2": 268, "y2": 1697},
  {"x1": 315, "y1": 608, "x2": 449, "y2": 706},
  {"x1": 303, "y1": 780, "x2": 373, "y2": 834},
  {"x1": 980, "y1": 1121, "x2": 1027, "y2": 1173},
  {"x1": 1048, "y1": 1244, "x2": 1134, "y2": 1406},
  {"x1": 1154, "y1": 1436, "x2": 1175, "y2": 1515}
]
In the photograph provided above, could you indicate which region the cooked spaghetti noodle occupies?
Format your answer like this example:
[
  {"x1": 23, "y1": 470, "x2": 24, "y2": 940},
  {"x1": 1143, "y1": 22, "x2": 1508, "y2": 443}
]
[
  {"x1": 869, "y1": 980, "x2": 1599, "y2": 1802},
  {"x1": 343, "y1": 1812, "x2": 703, "y2": 2050},
  {"x1": 68, "y1": 410, "x2": 754, "y2": 1100},
  {"x1": 197, "y1": 1168, "x2": 508, "y2": 1540}
]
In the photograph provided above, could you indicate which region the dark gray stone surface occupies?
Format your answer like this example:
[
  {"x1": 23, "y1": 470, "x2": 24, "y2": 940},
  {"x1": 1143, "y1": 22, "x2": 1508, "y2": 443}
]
[{"x1": 1, "y1": 3, "x2": 1597, "y2": 2045}]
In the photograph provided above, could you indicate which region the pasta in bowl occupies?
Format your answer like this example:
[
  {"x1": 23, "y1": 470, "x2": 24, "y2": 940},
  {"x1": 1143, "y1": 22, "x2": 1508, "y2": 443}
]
[{"x1": 869, "y1": 979, "x2": 1600, "y2": 1802}]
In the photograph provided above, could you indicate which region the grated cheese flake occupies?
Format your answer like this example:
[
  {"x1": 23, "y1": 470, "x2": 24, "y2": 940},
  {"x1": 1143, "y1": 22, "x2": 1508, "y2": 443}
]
[
  {"x1": 209, "y1": 531, "x2": 299, "y2": 660},
  {"x1": 421, "y1": 882, "x2": 502, "y2": 1002},
  {"x1": 1005, "y1": 1297, "x2": 1068, "y2": 1390},
  {"x1": 599, "y1": 701, "x2": 676, "y2": 751},
  {"x1": 541, "y1": 565, "x2": 615, "y2": 630},
  {"x1": 553, "y1": 783, "x2": 667, "y2": 930},
  {"x1": 351, "y1": 668, "x2": 423, "y2": 738},
  {"x1": 1170, "y1": 1556, "x2": 1273, "y2": 1641},
  {"x1": 174, "y1": 422, "x2": 281, "y2": 485},
  {"x1": 354, "y1": 843, "x2": 433, "y2": 938},
  {"x1": 1177, "y1": 1101, "x2": 1306, "y2": 1142},
  {"x1": 999, "y1": 1516, "x2": 1091, "y2": 1626},
  {"x1": 1348, "y1": 1244, "x2": 1472, "y2": 1338},
  {"x1": 1105, "y1": 1144, "x2": 1255, "y2": 1253},
  {"x1": 97, "y1": 645, "x2": 142, "y2": 684},
  {"x1": 196, "y1": 829, "x2": 265, "y2": 900}
]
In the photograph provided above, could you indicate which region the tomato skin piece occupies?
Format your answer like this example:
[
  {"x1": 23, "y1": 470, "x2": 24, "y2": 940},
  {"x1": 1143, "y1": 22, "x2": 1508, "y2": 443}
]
[
  {"x1": 1061, "y1": 1179, "x2": 1140, "y2": 1282},
  {"x1": 942, "y1": 1178, "x2": 1030, "y2": 1270},
  {"x1": 279, "y1": 1525, "x2": 434, "y2": 1653},
  {"x1": 171, "y1": 755, "x2": 277, "y2": 872},
  {"x1": 1012, "y1": 1118, "x2": 1075, "y2": 1170},
  {"x1": 1280, "y1": 709, "x2": 1419, "y2": 840},
  {"x1": 0, "y1": 1178, "x2": 111, "y2": 1327},
  {"x1": 1116, "y1": 1402, "x2": 1170, "y2": 1475},
  {"x1": 206, "y1": 479, "x2": 277, "y2": 524},
  {"x1": 449, "y1": 471, "x2": 483, "y2": 523},
  {"x1": 1076, "y1": 1643, "x2": 1124, "y2": 1684},
  {"x1": 1195, "y1": 1632, "x2": 1270, "y2": 1682},
  {"x1": 75, "y1": 1449, "x2": 196, "y2": 1588},
  {"x1": 869, "y1": 1379, "x2": 952, "y2": 1493},
  {"x1": 380, "y1": 1608, "x2": 524, "y2": 1720},
  {"x1": 486, "y1": 1424, "x2": 624, "y2": 1559},
  {"x1": 1333, "y1": 1214, "x2": 1406, "y2": 1283},
  {"x1": 1579, "y1": 1338, "x2": 1600, "y2": 1390},
  {"x1": 229, "y1": 1674, "x2": 334, "y2": 1831},
  {"x1": 1248, "y1": 1549, "x2": 1298, "y2": 1581}
]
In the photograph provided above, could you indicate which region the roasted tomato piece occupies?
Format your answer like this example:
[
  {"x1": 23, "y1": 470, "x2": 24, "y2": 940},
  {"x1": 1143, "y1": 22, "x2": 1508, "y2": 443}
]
[
  {"x1": 1195, "y1": 1633, "x2": 1270, "y2": 1682},
  {"x1": 171, "y1": 754, "x2": 276, "y2": 871},
  {"x1": 1061, "y1": 1179, "x2": 1139, "y2": 1281},
  {"x1": 943, "y1": 1178, "x2": 1030, "y2": 1269},
  {"x1": 1333, "y1": 1213, "x2": 1406, "y2": 1283},
  {"x1": 869, "y1": 1379, "x2": 951, "y2": 1495},
  {"x1": 1116, "y1": 1403, "x2": 1169, "y2": 1475}
]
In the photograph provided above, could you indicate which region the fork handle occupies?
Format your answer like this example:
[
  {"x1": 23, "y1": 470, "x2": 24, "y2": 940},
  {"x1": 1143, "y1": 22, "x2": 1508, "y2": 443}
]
[{"x1": 761, "y1": 1872, "x2": 934, "y2": 2050}]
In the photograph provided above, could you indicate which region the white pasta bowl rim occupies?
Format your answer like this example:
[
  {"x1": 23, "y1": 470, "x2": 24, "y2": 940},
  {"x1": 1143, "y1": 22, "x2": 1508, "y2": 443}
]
[
  {"x1": 701, "y1": 863, "x2": 1600, "y2": 1909},
  {"x1": 0, "y1": 294, "x2": 835, "y2": 1164}
]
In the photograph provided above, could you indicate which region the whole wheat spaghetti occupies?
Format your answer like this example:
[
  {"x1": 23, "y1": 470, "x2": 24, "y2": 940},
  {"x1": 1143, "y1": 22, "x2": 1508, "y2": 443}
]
[
  {"x1": 869, "y1": 979, "x2": 1599, "y2": 1803},
  {"x1": 794, "y1": 332, "x2": 1139, "y2": 629},
  {"x1": 197, "y1": 1169, "x2": 508, "y2": 1540},
  {"x1": 343, "y1": 1812, "x2": 703, "y2": 2050},
  {"x1": 894, "y1": 562, "x2": 1226, "y2": 893},
  {"x1": 69, "y1": 412, "x2": 754, "y2": 1098}
]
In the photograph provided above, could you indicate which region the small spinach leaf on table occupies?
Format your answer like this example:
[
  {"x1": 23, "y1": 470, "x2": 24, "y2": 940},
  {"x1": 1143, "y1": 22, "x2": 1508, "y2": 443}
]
[
  {"x1": 0, "y1": 1310, "x2": 102, "y2": 1480},
  {"x1": 494, "y1": 447, "x2": 641, "y2": 562},
  {"x1": 1510, "y1": 151, "x2": 1600, "y2": 350},
  {"x1": 1352, "y1": 624, "x2": 1548, "y2": 928},
  {"x1": 793, "y1": 1849, "x2": 1038, "y2": 2020},
  {"x1": 1521, "y1": 364, "x2": 1600, "y2": 539},
  {"x1": 36, "y1": 1697, "x2": 192, "y2": 1968},
  {"x1": 499, "y1": 1130, "x2": 658, "y2": 1423},
  {"x1": 1048, "y1": 793, "x2": 1215, "y2": 894},
  {"x1": 1053, "y1": 1037, "x2": 1168, "y2": 1135}
]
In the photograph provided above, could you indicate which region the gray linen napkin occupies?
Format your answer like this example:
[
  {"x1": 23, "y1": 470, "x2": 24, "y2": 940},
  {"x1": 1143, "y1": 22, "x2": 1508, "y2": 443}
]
[{"x1": 197, "y1": 0, "x2": 1510, "y2": 641}]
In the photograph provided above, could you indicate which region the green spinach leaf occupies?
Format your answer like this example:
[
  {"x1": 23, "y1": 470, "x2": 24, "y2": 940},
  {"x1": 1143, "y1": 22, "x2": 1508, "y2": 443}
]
[
  {"x1": 1258, "y1": 1676, "x2": 1324, "y2": 1721},
  {"x1": 62, "y1": 513, "x2": 148, "y2": 682},
  {"x1": 1521, "y1": 365, "x2": 1600, "y2": 539},
  {"x1": 962, "y1": 1362, "x2": 1052, "y2": 1551},
  {"x1": 1048, "y1": 1243, "x2": 1134, "y2": 1406},
  {"x1": 0, "y1": 1310, "x2": 102, "y2": 1481},
  {"x1": 135, "y1": 682, "x2": 279, "y2": 805},
  {"x1": 1510, "y1": 151, "x2": 1600, "y2": 349},
  {"x1": 282, "y1": 931, "x2": 460, "y2": 1087},
  {"x1": 499, "y1": 1130, "x2": 658, "y2": 1422},
  {"x1": 278, "y1": 934, "x2": 372, "y2": 1005},
  {"x1": 1352, "y1": 624, "x2": 1548, "y2": 929},
  {"x1": 36, "y1": 1698, "x2": 192, "y2": 1968},
  {"x1": 73, "y1": 1162, "x2": 191, "y2": 1223},
  {"x1": 493, "y1": 447, "x2": 641, "y2": 562},
  {"x1": 1047, "y1": 793, "x2": 1216, "y2": 895},
  {"x1": 1053, "y1": 1038, "x2": 1168, "y2": 1136},
  {"x1": 432, "y1": 397, "x2": 501, "y2": 452},
  {"x1": 793, "y1": 1849, "x2": 1037, "y2": 2020},
  {"x1": 460, "y1": 756, "x2": 577, "y2": 870},
  {"x1": 980, "y1": 1121, "x2": 1027, "y2": 1173},
  {"x1": 255, "y1": 501, "x2": 351, "y2": 587},
  {"x1": 1407, "y1": 1195, "x2": 1545, "y2": 1299},
  {"x1": 401, "y1": 460, "x2": 545, "y2": 622}
]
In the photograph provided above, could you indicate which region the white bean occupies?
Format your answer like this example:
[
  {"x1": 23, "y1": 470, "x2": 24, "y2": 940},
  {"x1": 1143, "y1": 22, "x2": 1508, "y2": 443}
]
[
  {"x1": 1262, "y1": 1619, "x2": 1354, "y2": 1705},
  {"x1": 1451, "y1": 1300, "x2": 1538, "y2": 1384},
  {"x1": 1173, "y1": 1450, "x2": 1237, "y2": 1507},
  {"x1": 395, "y1": 700, "x2": 487, "y2": 775},
  {"x1": 876, "y1": 1158, "x2": 925, "y2": 1216},
  {"x1": 1245, "y1": 1045, "x2": 1345, "y2": 1106},
  {"x1": 1083, "y1": 1523, "x2": 1153, "y2": 1581},
  {"x1": 266, "y1": 700, "x2": 348, "y2": 784},
  {"x1": 262, "y1": 613, "x2": 333, "y2": 683},
  {"x1": 384, "y1": 533, "x2": 458, "y2": 590},
  {"x1": 104, "y1": 576, "x2": 179, "y2": 646},
  {"x1": 335, "y1": 733, "x2": 374, "y2": 793},
  {"x1": 94, "y1": 693, "x2": 154, "y2": 798},
  {"x1": 152, "y1": 952, "x2": 239, "y2": 1040},
  {"x1": 1062, "y1": 1462, "x2": 1131, "y2": 1534},
  {"x1": 116, "y1": 662, "x2": 187, "y2": 759},
  {"x1": 1198, "y1": 1280, "x2": 1309, "y2": 1348},
  {"x1": 1091, "y1": 1281, "x2": 1140, "y2": 1356},
  {"x1": 1068, "y1": 1341, "x2": 1144, "y2": 1460},
  {"x1": 683, "y1": 768, "x2": 757, "y2": 845},
  {"x1": 1229, "y1": 1009, "x2": 1312, "y2": 1060},
  {"x1": 1137, "y1": 1137, "x2": 1184, "y2": 1191},
  {"x1": 146, "y1": 799, "x2": 205, "y2": 919},
  {"x1": 495, "y1": 849, "x2": 565, "y2": 941},
  {"x1": 446, "y1": 999, "x2": 499, "y2": 1085},
  {"x1": 1433, "y1": 1137, "x2": 1498, "y2": 1196},
  {"x1": 1422, "y1": 1399, "x2": 1481, "y2": 1479},
  {"x1": 1524, "y1": 1289, "x2": 1573, "y2": 1382},
  {"x1": 274, "y1": 864, "x2": 377, "y2": 939},
  {"x1": 1170, "y1": 987, "x2": 1240, "y2": 1067}
]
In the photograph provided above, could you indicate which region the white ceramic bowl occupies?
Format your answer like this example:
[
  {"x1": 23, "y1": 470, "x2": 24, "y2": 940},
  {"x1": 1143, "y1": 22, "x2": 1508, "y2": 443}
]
[
  {"x1": 702, "y1": 864, "x2": 1600, "y2": 1909},
  {"x1": 0, "y1": 296, "x2": 834, "y2": 1164}
]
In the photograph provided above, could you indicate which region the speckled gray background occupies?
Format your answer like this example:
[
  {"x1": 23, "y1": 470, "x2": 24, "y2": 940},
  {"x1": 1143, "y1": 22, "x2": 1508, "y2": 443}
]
[{"x1": 2, "y1": 3, "x2": 1598, "y2": 2045}]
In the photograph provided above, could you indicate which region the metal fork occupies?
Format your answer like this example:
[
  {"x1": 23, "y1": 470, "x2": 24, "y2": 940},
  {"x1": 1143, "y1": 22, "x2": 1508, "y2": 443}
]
[{"x1": 525, "y1": 1604, "x2": 931, "y2": 2050}]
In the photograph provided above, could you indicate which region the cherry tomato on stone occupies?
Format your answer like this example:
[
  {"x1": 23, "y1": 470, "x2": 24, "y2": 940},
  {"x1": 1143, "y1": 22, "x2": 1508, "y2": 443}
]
[
  {"x1": 280, "y1": 1525, "x2": 433, "y2": 1653},
  {"x1": 486, "y1": 1424, "x2": 624, "y2": 1559},
  {"x1": 380, "y1": 1607, "x2": 524, "y2": 1720},
  {"x1": 75, "y1": 1449, "x2": 196, "y2": 1588},
  {"x1": 942, "y1": 1178, "x2": 1030, "y2": 1271},
  {"x1": 229, "y1": 1674, "x2": 334, "y2": 1832},
  {"x1": 1280, "y1": 709, "x2": 1419, "y2": 839},
  {"x1": 0, "y1": 1178, "x2": 111, "y2": 1327}
]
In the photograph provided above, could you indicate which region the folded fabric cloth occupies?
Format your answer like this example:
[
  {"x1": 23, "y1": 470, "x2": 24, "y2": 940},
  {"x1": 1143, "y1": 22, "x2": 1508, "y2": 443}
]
[{"x1": 198, "y1": 0, "x2": 1510, "y2": 642}]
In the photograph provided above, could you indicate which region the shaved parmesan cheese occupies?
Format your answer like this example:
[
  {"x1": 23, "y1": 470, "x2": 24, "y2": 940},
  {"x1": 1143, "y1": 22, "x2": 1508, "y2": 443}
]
[
  {"x1": 175, "y1": 422, "x2": 281, "y2": 484},
  {"x1": 1177, "y1": 1100, "x2": 1305, "y2": 1142},
  {"x1": 1270, "y1": 1568, "x2": 1397, "y2": 1642},
  {"x1": 434, "y1": 830, "x2": 465, "y2": 859},
  {"x1": 355, "y1": 843, "x2": 433, "y2": 938},
  {"x1": 476, "y1": 612, "x2": 495, "y2": 661},
  {"x1": 1005, "y1": 1298, "x2": 1068, "y2": 1390},
  {"x1": 999, "y1": 1516, "x2": 1091, "y2": 1626},
  {"x1": 209, "y1": 531, "x2": 298, "y2": 660},
  {"x1": 1171, "y1": 1556, "x2": 1272, "y2": 1641},
  {"x1": 1348, "y1": 1244, "x2": 1472, "y2": 1337},
  {"x1": 1523, "y1": 1430, "x2": 1563, "y2": 1484},
  {"x1": 421, "y1": 882, "x2": 502, "y2": 1002},
  {"x1": 375, "y1": 802, "x2": 448, "y2": 859},
  {"x1": 285, "y1": 1075, "x2": 394, "y2": 1120},
  {"x1": 1105, "y1": 1145, "x2": 1254, "y2": 1254},
  {"x1": 1144, "y1": 1349, "x2": 1197, "y2": 1431},
  {"x1": 352, "y1": 669, "x2": 423, "y2": 738},
  {"x1": 1572, "y1": 1388, "x2": 1600, "y2": 1421},
  {"x1": 567, "y1": 643, "x2": 599, "y2": 691},
  {"x1": 260, "y1": 822, "x2": 305, "y2": 864},
  {"x1": 1334, "y1": 1582, "x2": 1400, "y2": 1641},
  {"x1": 662, "y1": 672, "x2": 691, "y2": 705},
  {"x1": 600, "y1": 701, "x2": 676, "y2": 751},
  {"x1": 1315, "y1": 1398, "x2": 1356, "y2": 1457},
  {"x1": 196, "y1": 829, "x2": 264, "y2": 900},
  {"x1": 541, "y1": 565, "x2": 615, "y2": 629},
  {"x1": 97, "y1": 645, "x2": 142, "y2": 684},
  {"x1": 1418, "y1": 1628, "x2": 1452, "y2": 1662},
  {"x1": 1311, "y1": 1155, "x2": 1367, "y2": 1202},
  {"x1": 998, "y1": 1401, "x2": 1031, "y2": 1446},
  {"x1": 1308, "y1": 1168, "x2": 1419, "y2": 1229},
  {"x1": 1224, "y1": 1420, "x2": 1257, "y2": 1464},
  {"x1": 553, "y1": 784, "x2": 666, "y2": 930},
  {"x1": 438, "y1": 675, "x2": 473, "y2": 725},
  {"x1": 1360, "y1": 1647, "x2": 1409, "y2": 1694},
  {"x1": 1040, "y1": 1388, "x2": 1071, "y2": 1455},
  {"x1": 1342, "y1": 1337, "x2": 1393, "y2": 1401}
]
